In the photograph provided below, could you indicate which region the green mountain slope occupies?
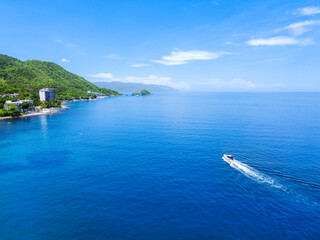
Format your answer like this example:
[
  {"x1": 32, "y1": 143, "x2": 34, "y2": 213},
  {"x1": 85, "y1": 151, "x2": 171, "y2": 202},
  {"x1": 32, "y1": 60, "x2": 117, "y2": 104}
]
[{"x1": 0, "y1": 54, "x2": 120, "y2": 101}]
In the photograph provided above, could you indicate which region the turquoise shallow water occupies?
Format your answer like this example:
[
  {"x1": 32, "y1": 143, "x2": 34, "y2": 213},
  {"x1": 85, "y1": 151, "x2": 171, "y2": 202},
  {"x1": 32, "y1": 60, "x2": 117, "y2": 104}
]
[{"x1": 0, "y1": 93, "x2": 320, "y2": 240}]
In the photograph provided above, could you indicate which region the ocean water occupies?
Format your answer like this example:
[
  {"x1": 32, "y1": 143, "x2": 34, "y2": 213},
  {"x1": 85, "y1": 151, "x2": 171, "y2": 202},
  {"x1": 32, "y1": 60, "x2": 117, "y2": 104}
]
[{"x1": 0, "y1": 93, "x2": 320, "y2": 240}]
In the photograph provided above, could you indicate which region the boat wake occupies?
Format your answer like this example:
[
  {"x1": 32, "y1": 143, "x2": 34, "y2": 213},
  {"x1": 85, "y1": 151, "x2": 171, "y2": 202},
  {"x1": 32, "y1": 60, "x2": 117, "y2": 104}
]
[
  {"x1": 223, "y1": 155, "x2": 319, "y2": 206},
  {"x1": 228, "y1": 159, "x2": 286, "y2": 191}
]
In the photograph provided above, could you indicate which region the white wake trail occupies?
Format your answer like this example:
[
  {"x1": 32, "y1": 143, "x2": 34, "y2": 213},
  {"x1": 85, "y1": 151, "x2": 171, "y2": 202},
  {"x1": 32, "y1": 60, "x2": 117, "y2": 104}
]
[
  {"x1": 229, "y1": 159, "x2": 286, "y2": 190},
  {"x1": 224, "y1": 157, "x2": 319, "y2": 206}
]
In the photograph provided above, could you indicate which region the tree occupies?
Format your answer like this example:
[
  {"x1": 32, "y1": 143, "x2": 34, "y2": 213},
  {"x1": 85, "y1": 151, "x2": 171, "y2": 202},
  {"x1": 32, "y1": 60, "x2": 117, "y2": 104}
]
[
  {"x1": 5, "y1": 104, "x2": 20, "y2": 116},
  {"x1": 0, "y1": 54, "x2": 121, "y2": 105},
  {"x1": 20, "y1": 102, "x2": 32, "y2": 111},
  {"x1": 0, "y1": 109, "x2": 8, "y2": 117}
]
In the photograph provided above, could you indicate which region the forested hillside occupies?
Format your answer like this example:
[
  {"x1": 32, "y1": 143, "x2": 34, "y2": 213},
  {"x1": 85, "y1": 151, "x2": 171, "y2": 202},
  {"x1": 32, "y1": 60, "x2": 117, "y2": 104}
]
[{"x1": 0, "y1": 54, "x2": 120, "y2": 101}]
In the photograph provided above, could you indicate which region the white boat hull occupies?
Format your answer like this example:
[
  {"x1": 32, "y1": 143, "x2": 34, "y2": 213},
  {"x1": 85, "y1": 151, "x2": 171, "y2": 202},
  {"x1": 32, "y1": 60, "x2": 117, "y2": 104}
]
[{"x1": 222, "y1": 154, "x2": 234, "y2": 164}]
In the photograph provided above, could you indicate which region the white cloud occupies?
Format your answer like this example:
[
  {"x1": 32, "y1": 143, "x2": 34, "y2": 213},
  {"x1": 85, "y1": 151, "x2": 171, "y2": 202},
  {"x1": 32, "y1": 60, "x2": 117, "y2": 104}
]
[
  {"x1": 151, "y1": 50, "x2": 231, "y2": 66},
  {"x1": 195, "y1": 78, "x2": 285, "y2": 90},
  {"x1": 61, "y1": 58, "x2": 70, "y2": 63},
  {"x1": 130, "y1": 63, "x2": 151, "y2": 68},
  {"x1": 211, "y1": 0, "x2": 223, "y2": 6},
  {"x1": 104, "y1": 54, "x2": 122, "y2": 60},
  {"x1": 88, "y1": 73, "x2": 113, "y2": 79},
  {"x1": 295, "y1": 6, "x2": 320, "y2": 16},
  {"x1": 278, "y1": 20, "x2": 320, "y2": 36},
  {"x1": 246, "y1": 36, "x2": 314, "y2": 46},
  {"x1": 56, "y1": 40, "x2": 86, "y2": 55},
  {"x1": 224, "y1": 41, "x2": 241, "y2": 46},
  {"x1": 123, "y1": 75, "x2": 189, "y2": 89}
]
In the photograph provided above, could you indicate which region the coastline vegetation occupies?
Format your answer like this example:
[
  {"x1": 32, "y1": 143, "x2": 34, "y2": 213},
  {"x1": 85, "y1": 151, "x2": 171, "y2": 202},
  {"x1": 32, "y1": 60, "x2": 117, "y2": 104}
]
[
  {"x1": 0, "y1": 54, "x2": 121, "y2": 101},
  {"x1": 0, "y1": 104, "x2": 20, "y2": 117},
  {"x1": 0, "y1": 54, "x2": 121, "y2": 117}
]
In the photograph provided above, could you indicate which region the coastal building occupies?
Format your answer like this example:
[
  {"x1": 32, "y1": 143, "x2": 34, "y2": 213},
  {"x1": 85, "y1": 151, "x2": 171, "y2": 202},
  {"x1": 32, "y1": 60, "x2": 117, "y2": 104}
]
[
  {"x1": 0, "y1": 93, "x2": 19, "y2": 98},
  {"x1": 93, "y1": 92, "x2": 104, "y2": 97},
  {"x1": 86, "y1": 90, "x2": 104, "y2": 97},
  {"x1": 4, "y1": 101, "x2": 21, "y2": 111},
  {"x1": 39, "y1": 88, "x2": 55, "y2": 102},
  {"x1": 4, "y1": 100, "x2": 34, "y2": 111},
  {"x1": 9, "y1": 93, "x2": 20, "y2": 98}
]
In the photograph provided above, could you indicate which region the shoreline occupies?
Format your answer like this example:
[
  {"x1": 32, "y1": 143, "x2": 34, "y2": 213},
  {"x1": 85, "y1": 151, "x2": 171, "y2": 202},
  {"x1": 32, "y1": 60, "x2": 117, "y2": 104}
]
[
  {"x1": 0, "y1": 105, "x2": 70, "y2": 121},
  {"x1": 0, "y1": 96, "x2": 111, "y2": 121}
]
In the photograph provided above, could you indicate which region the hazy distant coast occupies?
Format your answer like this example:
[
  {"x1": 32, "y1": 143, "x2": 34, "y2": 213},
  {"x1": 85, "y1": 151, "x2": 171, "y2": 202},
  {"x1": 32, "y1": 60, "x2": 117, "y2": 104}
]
[{"x1": 94, "y1": 81, "x2": 177, "y2": 93}]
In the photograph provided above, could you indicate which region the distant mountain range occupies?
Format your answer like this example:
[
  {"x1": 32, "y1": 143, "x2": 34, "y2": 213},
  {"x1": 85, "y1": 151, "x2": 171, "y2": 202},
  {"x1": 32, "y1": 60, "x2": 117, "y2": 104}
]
[{"x1": 94, "y1": 81, "x2": 178, "y2": 93}]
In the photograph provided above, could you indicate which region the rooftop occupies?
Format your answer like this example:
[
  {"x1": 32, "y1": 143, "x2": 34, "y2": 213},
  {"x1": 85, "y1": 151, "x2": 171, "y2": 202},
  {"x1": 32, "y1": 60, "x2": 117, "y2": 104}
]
[
  {"x1": 39, "y1": 88, "x2": 54, "y2": 91},
  {"x1": 5, "y1": 100, "x2": 33, "y2": 104}
]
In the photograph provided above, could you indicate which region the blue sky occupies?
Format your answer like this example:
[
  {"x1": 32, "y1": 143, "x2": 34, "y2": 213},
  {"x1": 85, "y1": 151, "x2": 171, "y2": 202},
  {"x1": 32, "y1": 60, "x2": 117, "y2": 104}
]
[{"x1": 1, "y1": 0, "x2": 320, "y2": 91}]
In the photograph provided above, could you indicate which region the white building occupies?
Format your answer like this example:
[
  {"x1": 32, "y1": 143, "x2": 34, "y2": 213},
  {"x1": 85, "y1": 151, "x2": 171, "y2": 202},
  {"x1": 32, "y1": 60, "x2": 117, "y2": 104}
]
[
  {"x1": 39, "y1": 88, "x2": 55, "y2": 102},
  {"x1": 4, "y1": 101, "x2": 21, "y2": 111},
  {"x1": 4, "y1": 100, "x2": 33, "y2": 111},
  {"x1": 0, "y1": 93, "x2": 19, "y2": 98},
  {"x1": 87, "y1": 90, "x2": 103, "y2": 97}
]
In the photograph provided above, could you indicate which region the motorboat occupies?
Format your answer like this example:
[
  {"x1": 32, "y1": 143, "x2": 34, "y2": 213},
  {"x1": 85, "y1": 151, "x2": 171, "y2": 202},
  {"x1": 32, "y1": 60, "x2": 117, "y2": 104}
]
[{"x1": 222, "y1": 154, "x2": 235, "y2": 164}]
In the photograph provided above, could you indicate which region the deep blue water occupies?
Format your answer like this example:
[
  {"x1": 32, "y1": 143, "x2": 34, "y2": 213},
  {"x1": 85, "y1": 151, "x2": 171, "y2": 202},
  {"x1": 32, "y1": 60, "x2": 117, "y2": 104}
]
[{"x1": 0, "y1": 93, "x2": 320, "y2": 240}]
